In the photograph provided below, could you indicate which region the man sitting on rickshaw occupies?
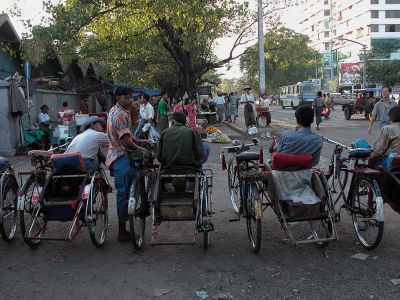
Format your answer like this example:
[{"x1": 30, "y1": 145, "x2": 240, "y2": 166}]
[
  {"x1": 157, "y1": 112, "x2": 209, "y2": 171},
  {"x1": 368, "y1": 106, "x2": 400, "y2": 209},
  {"x1": 273, "y1": 105, "x2": 323, "y2": 166}
]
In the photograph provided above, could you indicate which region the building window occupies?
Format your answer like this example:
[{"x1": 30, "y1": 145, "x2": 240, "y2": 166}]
[
  {"x1": 325, "y1": 42, "x2": 330, "y2": 50},
  {"x1": 324, "y1": 10, "x2": 330, "y2": 16},
  {"x1": 371, "y1": 11, "x2": 379, "y2": 18},
  {"x1": 386, "y1": 10, "x2": 400, "y2": 18},
  {"x1": 371, "y1": 0, "x2": 379, "y2": 3},
  {"x1": 324, "y1": 31, "x2": 329, "y2": 37},
  {"x1": 386, "y1": 0, "x2": 400, "y2": 3},
  {"x1": 312, "y1": 25, "x2": 314, "y2": 31},
  {"x1": 385, "y1": 24, "x2": 400, "y2": 32},
  {"x1": 370, "y1": 24, "x2": 379, "y2": 32},
  {"x1": 324, "y1": 0, "x2": 329, "y2": 4}
]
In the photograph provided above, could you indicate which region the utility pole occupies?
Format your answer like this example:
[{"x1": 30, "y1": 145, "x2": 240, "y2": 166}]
[{"x1": 258, "y1": 0, "x2": 266, "y2": 96}]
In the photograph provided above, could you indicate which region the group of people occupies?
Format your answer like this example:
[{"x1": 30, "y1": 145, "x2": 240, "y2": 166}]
[{"x1": 62, "y1": 86, "x2": 210, "y2": 242}]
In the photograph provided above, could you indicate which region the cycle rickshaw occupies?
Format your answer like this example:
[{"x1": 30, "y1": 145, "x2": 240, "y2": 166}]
[
  {"x1": 221, "y1": 135, "x2": 337, "y2": 251},
  {"x1": 127, "y1": 144, "x2": 214, "y2": 250},
  {"x1": 18, "y1": 150, "x2": 110, "y2": 248}
]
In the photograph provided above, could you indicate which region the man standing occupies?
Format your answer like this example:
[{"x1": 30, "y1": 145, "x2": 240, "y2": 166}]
[
  {"x1": 368, "y1": 86, "x2": 397, "y2": 135},
  {"x1": 240, "y1": 86, "x2": 256, "y2": 128},
  {"x1": 106, "y1": 85, "x2": 149, "y2": 242},
  {"x1": 313, "y1": 91, "x2": 324, "y2": 130},
  {"x1": 215, "y1": 92, "x2": 225, "y2": 125},
  {"x1": 157, "y1": 91, "x2": 169, "y2": 133},
  {"x1": 277, "y1": 105, "x2": 323, "y2": 166},
  {"x1": 66, "y1": 116, "x2": 108, "y2": 171},
  {"x1": 139, "y1": 93, "x2": 155, "y2": 124}
]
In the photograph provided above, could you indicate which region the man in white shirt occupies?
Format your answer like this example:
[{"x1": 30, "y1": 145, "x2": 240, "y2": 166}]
[
  {"x1": 215, "y1": 92, "x2": 226, "y2": 124},
  {"x1": 37, "y1": 104, "x2": 52, "y2": 149},
  {"x1": 139, "y1": 93, "x2": 154, "y2": 123},
  {"x1": 66, "y1": 116, "x2": 109, "y2": 171},
  {"x1": 240, "y1": 86, "x2": 256, "y2": 128}
]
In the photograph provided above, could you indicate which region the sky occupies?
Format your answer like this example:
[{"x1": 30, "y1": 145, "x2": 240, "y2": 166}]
[{"x1": 0, "y1": 0, "x2": 298, "y2": 79}]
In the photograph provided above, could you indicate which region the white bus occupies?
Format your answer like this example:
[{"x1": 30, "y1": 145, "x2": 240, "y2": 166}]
[{"x1": 279, "y1": 81, "x2": 319, "y2": 109}]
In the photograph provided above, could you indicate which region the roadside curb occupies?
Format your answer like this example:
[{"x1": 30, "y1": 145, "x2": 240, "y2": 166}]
[{"x1": 222, "y1": 121, "x2": 247, "y2": 135}]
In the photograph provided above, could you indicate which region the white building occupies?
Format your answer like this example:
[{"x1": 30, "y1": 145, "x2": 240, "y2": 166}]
[{"x1": 298, "y1": 0, "x2": 400, "y2": 59}]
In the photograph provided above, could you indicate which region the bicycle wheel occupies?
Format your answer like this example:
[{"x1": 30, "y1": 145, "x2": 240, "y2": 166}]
[
  {"x1": 88, "y1": 178, "x2": 108, "y2": 248},
  {"x1": 309, "y1": 219, "x2": 332, "y2": 248},
  {"x1": 129, "y1": 178, "x2": 146, "y2": 250},
  {"x1": 228, "y1": 159, "x2": 240, "y2": 213},
  {"x1": 0, "y1": 174, "x2": 18, "y2": 242},
  {"x1": 243, "y1": 181, "x2": 261, "y2": 253},
  {"x1": 327, "y1": 165, "x2": 348, "y2": 210},
  {"x1": 19, "y1": 175, "x2": 46, "y2": 247},
  {"x1": 351, "y1": 175, "x2": 384, "y2": 250},
  {"x1": 258, "y1": 115, "x2": 267, "y2": 127},
  {"x1": 200, "y1": 177, "x2": 210, "y2": 250}
]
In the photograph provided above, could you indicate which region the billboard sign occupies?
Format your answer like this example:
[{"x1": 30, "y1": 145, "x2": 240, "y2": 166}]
[{"x1": 339, "y1": 62, "x2": 363, "y2": 86}]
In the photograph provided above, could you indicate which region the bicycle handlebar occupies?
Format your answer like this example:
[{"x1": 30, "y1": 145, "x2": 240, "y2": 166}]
[
  {"x1": 322, "y1": 136, "x2": 351, "y2": 150},
  {"x1": 220, "y1": 143, "x2": 259, "y2": 154}
]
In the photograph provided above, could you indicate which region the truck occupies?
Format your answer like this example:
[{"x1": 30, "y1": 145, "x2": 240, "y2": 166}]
[{"x1": 339, "y1": 88, "x2": 381, "y2": 120}]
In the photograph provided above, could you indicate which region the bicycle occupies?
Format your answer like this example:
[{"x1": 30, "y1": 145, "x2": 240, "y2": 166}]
[
  {"x1": 220, "y1": 138, "x2": 265, "y2": 253},
  {"x1": 323, "y1": 136, "x2": 384, "y2": 250},
  {"x1": 0, "y1": 157, "x2": 18, "y2": 242}
]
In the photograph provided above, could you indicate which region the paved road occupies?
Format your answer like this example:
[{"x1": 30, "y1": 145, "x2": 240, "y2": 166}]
[{"x1": 1, "y1": 108, "x2": 400, "y2": 299}]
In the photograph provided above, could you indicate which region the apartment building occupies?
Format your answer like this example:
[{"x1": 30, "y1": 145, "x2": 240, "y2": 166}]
[{"x1": 298, "y1": 0, "x2": 400, "y2": 58}]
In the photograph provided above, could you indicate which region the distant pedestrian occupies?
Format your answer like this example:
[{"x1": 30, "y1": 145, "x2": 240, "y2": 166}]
[
  {"x1": 313, "y1": 91, "x2": 324, "y2": 130},
  {"x1": 228, "y1": 92, "x2": 238, "y2": 123},
  {"x1": 215, "y1": 92, "x2": 225, "y2": 124},
  {"x1": 368, "y1": 86, "x2": 397, "y2": 134},
  {"x1": 259, "y1": 93, "x2": 271, "y2": 126},
  {"x1": 186, "y1": 97, "x2": 197, "y2": 129},
  {"x1": 157, "y1": 91, "x2": 169, "y2": 133},
  {"x1": 240, "y1": 86, "x2": 256, "y2": 128}
]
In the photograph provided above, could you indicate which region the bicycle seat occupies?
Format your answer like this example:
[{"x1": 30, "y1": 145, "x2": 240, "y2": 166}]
[
  {"x1": 28, "y1": 150, "x2": 52, "y2": 161},
  {"x1": 236, "y1": 151, "x2": 259, "y2": 162},
  {"x1": 0, "y1": 156, "x2": 10, "y2": 170},
  {"x1": 348, "y1": 148, "x2": 371, "y2": 159}
]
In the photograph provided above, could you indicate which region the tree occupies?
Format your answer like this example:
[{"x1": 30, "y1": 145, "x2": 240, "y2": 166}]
[
  {"x1": 366, "y1": 60, "x2": 400, "y2": 87},
  {"x1": 13, "y1": 0, "x2": 297, "y2": 94},
  {"x1": 239, "y1": 27, "x2": 319, "y2": 94}
]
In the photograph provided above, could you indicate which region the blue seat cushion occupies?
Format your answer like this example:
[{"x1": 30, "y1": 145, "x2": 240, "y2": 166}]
[
  {"x1": 0, "y1": 156, "x2": 10, "y2": 171},
  {"x1": 50, "y1": 152, "x2": 86, "y2": 173}
]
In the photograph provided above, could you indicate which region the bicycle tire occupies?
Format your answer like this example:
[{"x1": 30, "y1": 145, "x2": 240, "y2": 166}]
[
  {"x1": 19, "y1": 175, "x2": 45, "y2": 247},
  {"x1": 201, "y1": 177, "x2": 210, "y2": 250},
  {"x1": 351, "y1": 175, "x2": 384, "y2": 250},
  {"x1": 228, "y1": 159, "x2": 240, "y2": 213},
  {"x1": 257, "y1": 115, "x2": 267, "y2": 127},
  {"x1": 243, "y1": 181, "x2": 261, "y2": 253},
  {"x1": 88, "y1": 178, "x2": 109, "y2": 248},
  {"x1": 309, "y1": 219, "x2": 332, "y2": 248},
  {"x1": 327, "y1": 164, "x2": 349, "y2": 211},
  {"x1": 129, "y1": 179, "x2": 146, "y2": 250},
  {"x1": 0, "y1": 174, "x2": 18, "y2": 242}
]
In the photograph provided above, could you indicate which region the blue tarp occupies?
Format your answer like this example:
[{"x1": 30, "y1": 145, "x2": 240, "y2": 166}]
[{"x1": 114, "y1": 83, "x2": 161, "y2": 96}]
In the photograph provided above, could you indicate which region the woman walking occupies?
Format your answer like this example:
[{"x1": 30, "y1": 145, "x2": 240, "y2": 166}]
[
  {"x1": 215, "y1": 92, "x2": 226, "y2": 124},
  {"x1": 313, "y1": 91, "x2": 324, "y2": 130},
  {"x1": 240, "y1": 86, "x2": 256, "y2": 128},
  {"x1": 186, "y1": 97, "x2": 197, "y2": 129}
]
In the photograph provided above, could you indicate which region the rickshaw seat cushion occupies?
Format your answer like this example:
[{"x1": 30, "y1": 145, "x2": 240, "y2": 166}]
[
  {"x1": 0, "y1": 156, "x2": 10, "y2": 171},
  {"x1": 236, "y1": 151, "x2": 259, "y2": 162},
  {"x1": 50, "y1": 152, "x2": 86, "y2": 173},
  {"x1": 348, "y1": 148, "x2": 372, "y2": 159},
  {"x1": 272, "y1": 152, "x2": 313, "y2": 171}
]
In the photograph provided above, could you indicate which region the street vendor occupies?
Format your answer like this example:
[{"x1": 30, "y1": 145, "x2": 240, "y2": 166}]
[{"x1": 37, "y1": 104, "x2": 53, "y2": 148}]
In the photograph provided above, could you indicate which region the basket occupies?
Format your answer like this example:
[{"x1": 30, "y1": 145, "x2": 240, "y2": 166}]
[{"x1": 281, "y1": 200, "x2": 322, "y2": 220}]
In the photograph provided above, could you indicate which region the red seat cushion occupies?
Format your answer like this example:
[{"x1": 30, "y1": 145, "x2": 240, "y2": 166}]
[{"x1": 272, "y1": 152, "x2": 313, "y2": 171}]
